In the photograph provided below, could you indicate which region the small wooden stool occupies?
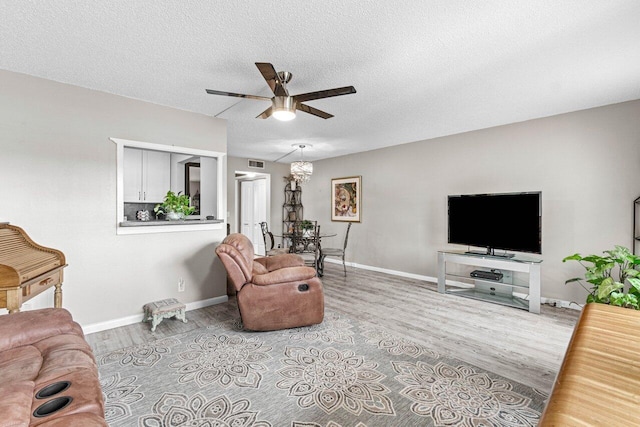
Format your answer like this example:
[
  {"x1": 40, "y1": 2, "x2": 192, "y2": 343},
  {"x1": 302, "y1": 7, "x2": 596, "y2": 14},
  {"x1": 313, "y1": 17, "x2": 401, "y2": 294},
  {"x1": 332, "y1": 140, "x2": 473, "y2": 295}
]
[{"x1": 142, "y1": 298, "x2": 187, "y2": 332}]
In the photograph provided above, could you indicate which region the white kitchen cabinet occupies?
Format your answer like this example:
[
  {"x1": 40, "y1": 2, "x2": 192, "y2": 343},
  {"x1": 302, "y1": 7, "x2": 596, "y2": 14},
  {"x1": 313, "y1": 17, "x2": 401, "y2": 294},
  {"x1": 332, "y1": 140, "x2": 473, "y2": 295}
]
[{"x1": 123, "y1": 148, "x2": 170, "y2": 203}]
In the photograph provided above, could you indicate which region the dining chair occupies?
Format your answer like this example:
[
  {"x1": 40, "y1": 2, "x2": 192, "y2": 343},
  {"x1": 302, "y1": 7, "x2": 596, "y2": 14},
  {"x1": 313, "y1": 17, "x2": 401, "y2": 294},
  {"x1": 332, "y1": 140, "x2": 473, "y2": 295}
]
[
  {"x1": 291, "y1": 220, "x2": 321, "y2": 273},
  {"x1": 320, "y1": 222, "x2": 352, "y2": 276},
  {"x1": 259, "y1": 222, "x2": 289, "y2": 256}
]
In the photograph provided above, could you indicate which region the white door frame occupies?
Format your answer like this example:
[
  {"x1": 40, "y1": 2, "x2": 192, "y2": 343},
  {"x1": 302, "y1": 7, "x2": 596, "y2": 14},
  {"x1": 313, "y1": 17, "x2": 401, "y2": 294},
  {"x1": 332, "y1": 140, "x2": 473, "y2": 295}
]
[{"x1": 235, "y1": 172, "x2": 271, "y2": 253}]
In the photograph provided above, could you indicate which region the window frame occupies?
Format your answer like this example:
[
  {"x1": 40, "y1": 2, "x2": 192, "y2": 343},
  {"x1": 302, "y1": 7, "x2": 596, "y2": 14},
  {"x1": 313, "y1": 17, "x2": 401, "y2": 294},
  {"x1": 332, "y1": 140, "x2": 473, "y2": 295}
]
[{"x1": 111, "y1": 137, "x2": 226, "y2": 235}]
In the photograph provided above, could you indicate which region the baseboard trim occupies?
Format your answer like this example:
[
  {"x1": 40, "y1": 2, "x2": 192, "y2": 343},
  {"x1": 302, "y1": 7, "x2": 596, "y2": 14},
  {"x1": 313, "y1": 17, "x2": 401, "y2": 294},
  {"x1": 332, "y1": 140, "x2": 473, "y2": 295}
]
[
  {"x1": 327, "y1": 258, "x2": 580, "y2": 311},
  {"x1": 324, "y1": 258, "x2": 433, "y2": 282},
  {"x1": 81, "y1": 295, "x2": 229, "y2": 335}
]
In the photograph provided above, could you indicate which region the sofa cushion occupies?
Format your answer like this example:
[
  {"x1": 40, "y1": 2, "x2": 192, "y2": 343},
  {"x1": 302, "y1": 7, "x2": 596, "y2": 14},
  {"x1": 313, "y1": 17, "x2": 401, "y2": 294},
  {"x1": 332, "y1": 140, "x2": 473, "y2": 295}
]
[
  {"x1": 0, "y1": 345, "x2": 42, "y2": 383},
  {"x1": 0, "y1": 309, "x2": 81, "y2": 353},
  {"x1": 0, "y1": 380, "x2": 34, "y2": 427}
]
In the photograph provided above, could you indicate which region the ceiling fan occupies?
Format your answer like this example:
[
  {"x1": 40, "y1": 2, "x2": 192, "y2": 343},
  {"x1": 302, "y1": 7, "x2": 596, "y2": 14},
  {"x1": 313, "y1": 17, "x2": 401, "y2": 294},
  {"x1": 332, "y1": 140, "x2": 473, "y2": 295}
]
[{"x1": 205, "y1": 62, "x2": 356, "y2": 121}]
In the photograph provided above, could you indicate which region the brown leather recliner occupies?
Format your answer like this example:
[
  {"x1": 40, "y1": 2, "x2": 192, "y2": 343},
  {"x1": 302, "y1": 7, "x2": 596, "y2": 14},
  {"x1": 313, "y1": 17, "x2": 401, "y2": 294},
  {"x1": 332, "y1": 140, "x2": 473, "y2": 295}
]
[{"x1": 215, "y1": 233, "x2": 324, "y2": 331}]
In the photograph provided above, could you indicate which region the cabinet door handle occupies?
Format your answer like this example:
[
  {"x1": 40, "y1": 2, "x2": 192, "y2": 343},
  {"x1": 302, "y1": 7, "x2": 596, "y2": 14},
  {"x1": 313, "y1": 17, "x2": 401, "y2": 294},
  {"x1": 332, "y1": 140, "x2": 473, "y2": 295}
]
[
  {"x1": 143, "y1": 192, "x2": 146, "y2": 200},
  {"x1": 138, "y1": 191, "x2": 141, "y2": 200}
]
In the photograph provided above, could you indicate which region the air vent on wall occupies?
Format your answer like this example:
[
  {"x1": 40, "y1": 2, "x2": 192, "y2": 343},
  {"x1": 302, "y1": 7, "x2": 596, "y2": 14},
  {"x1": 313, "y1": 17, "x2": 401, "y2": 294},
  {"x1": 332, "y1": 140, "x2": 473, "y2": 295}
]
[{"x1": 248, "y1": 159, "x2": 265, "y2": 169}]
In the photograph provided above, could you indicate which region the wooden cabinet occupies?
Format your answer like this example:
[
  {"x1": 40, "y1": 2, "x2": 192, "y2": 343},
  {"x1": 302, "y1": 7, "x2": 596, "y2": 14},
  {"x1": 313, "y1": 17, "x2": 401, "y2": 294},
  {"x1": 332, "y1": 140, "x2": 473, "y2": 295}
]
[{"x1": 123, "y1": 148, "x2": 170, "y2": 203}]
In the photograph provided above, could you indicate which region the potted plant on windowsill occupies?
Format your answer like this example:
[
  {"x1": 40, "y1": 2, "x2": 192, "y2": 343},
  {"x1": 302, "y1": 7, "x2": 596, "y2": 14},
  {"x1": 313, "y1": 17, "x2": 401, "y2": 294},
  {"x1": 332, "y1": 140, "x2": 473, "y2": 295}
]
[
  {"x1": 563, "y1": 245, "x2": 640, "y2": 309},
  {"x1": 154, "y1": 191, "x2": 195, "y2": 220}
]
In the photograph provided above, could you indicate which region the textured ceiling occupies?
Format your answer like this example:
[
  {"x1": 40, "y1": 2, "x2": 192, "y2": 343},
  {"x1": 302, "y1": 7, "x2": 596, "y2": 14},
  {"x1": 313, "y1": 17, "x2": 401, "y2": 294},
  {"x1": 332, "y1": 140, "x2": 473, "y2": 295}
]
[{"x1": 1, "y1": 1, "x2": 639, "y2": 162}]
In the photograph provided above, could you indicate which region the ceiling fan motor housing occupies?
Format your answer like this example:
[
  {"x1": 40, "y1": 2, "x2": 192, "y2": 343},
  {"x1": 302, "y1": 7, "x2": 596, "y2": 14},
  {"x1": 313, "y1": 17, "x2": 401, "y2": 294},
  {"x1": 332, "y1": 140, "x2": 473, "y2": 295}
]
[{"x1": 272, "y1": 96, "x2": 296, "y2": 120}]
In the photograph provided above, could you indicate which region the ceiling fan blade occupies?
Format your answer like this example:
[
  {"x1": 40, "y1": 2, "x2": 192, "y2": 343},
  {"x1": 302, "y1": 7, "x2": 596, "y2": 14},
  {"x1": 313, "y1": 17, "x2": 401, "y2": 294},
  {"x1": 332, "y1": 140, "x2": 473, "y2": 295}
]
[
  {"x1": 205, "y1": 89, "x2": 271, "y2": 101},
  {"x1": 294, "y1": 86, "x2": 356, "y2": 103},
  {"x1": 298, "y1": 103, "x2": 334, "y2": 119},
  {"x1": 256, "y1": 106, "x2": 273, "y2": 119},
  {"x1": 255, "y1": 62, "x2": 288, "y2": 97}
]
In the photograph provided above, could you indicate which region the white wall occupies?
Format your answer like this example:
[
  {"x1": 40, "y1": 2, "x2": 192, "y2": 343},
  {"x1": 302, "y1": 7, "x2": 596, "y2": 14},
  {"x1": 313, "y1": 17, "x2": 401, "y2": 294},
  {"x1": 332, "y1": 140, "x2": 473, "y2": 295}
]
[
  {"x1": 0, "y1": 70, "x2": 228, "y2": 326},
  {"x1": 303, "y1": 100, "x2": 640, "y2": 304}
]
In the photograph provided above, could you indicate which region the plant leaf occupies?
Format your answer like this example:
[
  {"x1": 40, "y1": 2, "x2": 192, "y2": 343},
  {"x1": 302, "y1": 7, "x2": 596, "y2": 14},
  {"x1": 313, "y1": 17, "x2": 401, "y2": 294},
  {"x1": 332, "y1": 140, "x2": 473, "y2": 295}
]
[
  {"x1": 625, "y1": 268, "x2": 640, "y2": 278},
  {"x1": 596, "y1": 277, "x2": 624, "y2": 300},
  {"x1": 628, "y1": 278, "x2": 640, "y2": 294}
]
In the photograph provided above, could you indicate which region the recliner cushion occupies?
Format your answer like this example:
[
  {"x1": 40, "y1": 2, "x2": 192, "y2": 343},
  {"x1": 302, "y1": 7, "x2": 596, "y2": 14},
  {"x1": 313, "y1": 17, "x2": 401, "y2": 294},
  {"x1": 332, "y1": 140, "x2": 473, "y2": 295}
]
[{"x1": 252, "y1": 266, "x2": 317, "y2": 286}]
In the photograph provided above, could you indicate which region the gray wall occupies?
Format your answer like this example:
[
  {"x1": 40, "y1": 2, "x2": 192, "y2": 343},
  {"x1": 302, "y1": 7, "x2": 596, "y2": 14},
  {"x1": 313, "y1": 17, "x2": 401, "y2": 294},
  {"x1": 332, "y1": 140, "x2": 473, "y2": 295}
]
[
  {"x1": 302, "y1": 100, "x2": 640, "y2": 303},
  {"x1": 0, "y1": 70, "x2": 228, "y2": 326}
]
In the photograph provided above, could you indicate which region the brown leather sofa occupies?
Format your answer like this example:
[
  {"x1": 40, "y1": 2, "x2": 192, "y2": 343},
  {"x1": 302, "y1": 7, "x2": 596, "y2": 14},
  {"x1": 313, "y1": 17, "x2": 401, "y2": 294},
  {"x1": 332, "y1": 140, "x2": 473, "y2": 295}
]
[
  {"x1": 0, "y1": 308, "x2": 106, "y2": 426},
  {"x1": 216, "y1": 233, "x2": 324, "y2": 331}
]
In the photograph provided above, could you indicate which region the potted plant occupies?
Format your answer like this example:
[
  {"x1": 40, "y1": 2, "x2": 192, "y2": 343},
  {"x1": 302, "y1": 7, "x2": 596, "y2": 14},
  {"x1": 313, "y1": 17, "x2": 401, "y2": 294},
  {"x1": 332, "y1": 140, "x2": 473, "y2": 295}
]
[
  {"x1": 154, "y1": 191, "x2": 195, "y2": 220},
  {"x1": 563, "y1": 245, "x2": 640, "y2": 309},
  {"x1": 300, "y1": 220, "x2": 314, "y2": 237}
]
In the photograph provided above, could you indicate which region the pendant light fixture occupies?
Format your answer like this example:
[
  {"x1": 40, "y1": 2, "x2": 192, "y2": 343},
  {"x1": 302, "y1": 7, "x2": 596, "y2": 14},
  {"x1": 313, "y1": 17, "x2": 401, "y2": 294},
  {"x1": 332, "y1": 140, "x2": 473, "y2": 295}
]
[{"x1": 290, "y1": 144, "x2": 313, "y2": 183}]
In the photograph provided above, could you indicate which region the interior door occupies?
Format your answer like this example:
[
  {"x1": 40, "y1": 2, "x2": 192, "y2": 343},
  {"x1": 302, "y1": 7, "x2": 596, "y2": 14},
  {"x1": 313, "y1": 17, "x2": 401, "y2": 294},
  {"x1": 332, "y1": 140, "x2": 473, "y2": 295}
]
[
  {"x1": 240, "y1": 181, "x2": 253, "y2": 239},
  {"x1": 239, "y1": 178, "x2": 268, "y2": 255},
  {"x1": 253, "y1": 179, "x2": 267, "y2": 255}
]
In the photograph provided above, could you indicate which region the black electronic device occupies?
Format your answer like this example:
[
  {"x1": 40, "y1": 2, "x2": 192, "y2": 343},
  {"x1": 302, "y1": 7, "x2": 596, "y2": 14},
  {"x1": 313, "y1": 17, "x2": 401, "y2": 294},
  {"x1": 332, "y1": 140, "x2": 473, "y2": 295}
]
[
  {"x1": 448, "y1": 191, "x2": 542, "y2": 256},
  {"x1": 470, "y1": 270, "x2": 504, "y2": 281}
]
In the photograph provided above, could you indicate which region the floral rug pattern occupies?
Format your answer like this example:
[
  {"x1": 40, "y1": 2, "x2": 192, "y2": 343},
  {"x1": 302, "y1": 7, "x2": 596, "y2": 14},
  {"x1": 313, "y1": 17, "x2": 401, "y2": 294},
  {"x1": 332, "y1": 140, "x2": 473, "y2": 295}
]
[
  {"x1": 169, "y1": 333, "x2": 271, "y2": 389},
  {"x1": 276, "y1": 346, "x2": 394, "y2": 415},
  {"x1": 139, "y1": 393, "x2": 271, "y2": 427},
  {"x1": 97, "y1": 311, "x2": 546, "y2": 426},
  {"x1": 392, "y1": 361, "x2": 540, "y2": 426}
]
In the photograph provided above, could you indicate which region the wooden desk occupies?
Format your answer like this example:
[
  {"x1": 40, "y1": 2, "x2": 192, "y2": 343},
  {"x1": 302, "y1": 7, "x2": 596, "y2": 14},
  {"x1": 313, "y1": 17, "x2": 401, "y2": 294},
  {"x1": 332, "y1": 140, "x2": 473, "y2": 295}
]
[
  {"x1": 0, "y1": 223, "x2": 67, "y2": 313},
  {"x1": 540, "y1": 303, "x2": 640, "y2": 425}
]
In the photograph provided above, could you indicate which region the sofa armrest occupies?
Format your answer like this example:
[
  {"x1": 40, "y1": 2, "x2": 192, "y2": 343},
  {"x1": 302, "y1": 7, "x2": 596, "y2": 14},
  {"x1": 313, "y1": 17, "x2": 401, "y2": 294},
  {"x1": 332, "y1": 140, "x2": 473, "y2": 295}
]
[
  {"x1": 255, "y1": 254, "x2": 305, "y2": 272},
  {"x1": 252, "y1": 266, "x2": 317, "y2": 286},
  {"x1": 0, "y1": 308, "x2": 83, "y2": 353}
]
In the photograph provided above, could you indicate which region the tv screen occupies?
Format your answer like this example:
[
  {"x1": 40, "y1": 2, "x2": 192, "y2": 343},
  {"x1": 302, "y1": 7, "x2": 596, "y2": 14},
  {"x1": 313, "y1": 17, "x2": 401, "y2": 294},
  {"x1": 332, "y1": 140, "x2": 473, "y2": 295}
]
[{"x1": 448, "y1": 192, "x2": 541, "y2": 255}]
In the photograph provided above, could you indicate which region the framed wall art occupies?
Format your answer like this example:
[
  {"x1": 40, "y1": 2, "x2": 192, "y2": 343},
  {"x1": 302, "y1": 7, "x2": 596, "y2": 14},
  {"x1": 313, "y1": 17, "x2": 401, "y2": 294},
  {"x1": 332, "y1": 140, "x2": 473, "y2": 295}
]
[{"x1": 331, "y1": 176, "x2": 361, "y2": 222}]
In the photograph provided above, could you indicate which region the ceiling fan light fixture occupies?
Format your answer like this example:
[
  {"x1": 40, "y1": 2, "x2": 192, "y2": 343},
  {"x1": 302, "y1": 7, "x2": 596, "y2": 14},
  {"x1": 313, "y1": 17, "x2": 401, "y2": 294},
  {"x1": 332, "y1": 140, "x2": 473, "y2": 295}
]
[{"x1": 272, "y1": 96, "x2": 296, "y2": 121}]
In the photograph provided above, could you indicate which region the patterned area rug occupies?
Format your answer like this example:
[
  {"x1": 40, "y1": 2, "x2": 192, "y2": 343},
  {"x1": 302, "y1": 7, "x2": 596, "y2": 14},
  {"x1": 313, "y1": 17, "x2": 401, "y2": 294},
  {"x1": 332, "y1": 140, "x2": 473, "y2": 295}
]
[{"x1": 97, "y1": 311, "x2": 547, "y2": 426}]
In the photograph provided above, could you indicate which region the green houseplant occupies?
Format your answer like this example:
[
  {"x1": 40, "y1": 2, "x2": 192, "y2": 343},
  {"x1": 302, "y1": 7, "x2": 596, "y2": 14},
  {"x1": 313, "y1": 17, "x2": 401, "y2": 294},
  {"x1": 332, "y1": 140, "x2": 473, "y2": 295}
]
[
  {"x1": 563, "y1": 245, "x2": 640, "y2": 309},
  {"x1": 299, "y1": 220, "x2": 314, "y2": 237},
  {"x1": 154, "y1": 191, "x2": 195, "y2": 220}
]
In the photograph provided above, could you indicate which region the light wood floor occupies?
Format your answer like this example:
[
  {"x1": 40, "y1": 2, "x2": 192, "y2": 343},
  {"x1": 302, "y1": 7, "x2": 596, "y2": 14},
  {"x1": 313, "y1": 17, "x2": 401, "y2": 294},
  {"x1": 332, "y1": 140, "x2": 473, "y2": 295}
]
[{"x1": 86, "y1": 263, "x2": 579, "y2": 393}]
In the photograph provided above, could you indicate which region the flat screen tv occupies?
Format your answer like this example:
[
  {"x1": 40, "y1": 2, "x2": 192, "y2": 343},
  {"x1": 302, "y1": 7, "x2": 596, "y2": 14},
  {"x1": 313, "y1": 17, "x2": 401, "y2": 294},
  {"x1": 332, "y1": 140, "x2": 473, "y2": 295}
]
[{"x1": 448, "y1": 192, "x2": 541, "y2": 256}]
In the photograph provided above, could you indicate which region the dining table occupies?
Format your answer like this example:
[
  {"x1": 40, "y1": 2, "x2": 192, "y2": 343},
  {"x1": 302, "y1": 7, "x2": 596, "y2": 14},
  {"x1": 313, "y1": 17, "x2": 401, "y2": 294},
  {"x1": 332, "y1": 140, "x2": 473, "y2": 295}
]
[{"x1": 273, "y1": 231, "x2": 337, "y2": 276}]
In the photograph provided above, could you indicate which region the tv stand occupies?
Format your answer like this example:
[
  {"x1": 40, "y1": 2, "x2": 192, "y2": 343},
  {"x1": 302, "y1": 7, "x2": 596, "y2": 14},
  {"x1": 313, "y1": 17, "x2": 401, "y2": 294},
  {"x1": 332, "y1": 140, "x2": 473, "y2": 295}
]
[
  {"x1": 437, "y1": 250, "x2": 542, "y2": 313},
  {"x1": 465, "y1": 249, "x2": 515, "y2": 259}
]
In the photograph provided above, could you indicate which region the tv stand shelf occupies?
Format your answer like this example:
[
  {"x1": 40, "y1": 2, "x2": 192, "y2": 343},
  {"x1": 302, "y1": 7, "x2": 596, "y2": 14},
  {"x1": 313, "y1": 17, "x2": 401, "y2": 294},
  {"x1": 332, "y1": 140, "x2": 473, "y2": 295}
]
[{"x1": 437, "y1": 250, "x2": 542, "y2": 313}]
